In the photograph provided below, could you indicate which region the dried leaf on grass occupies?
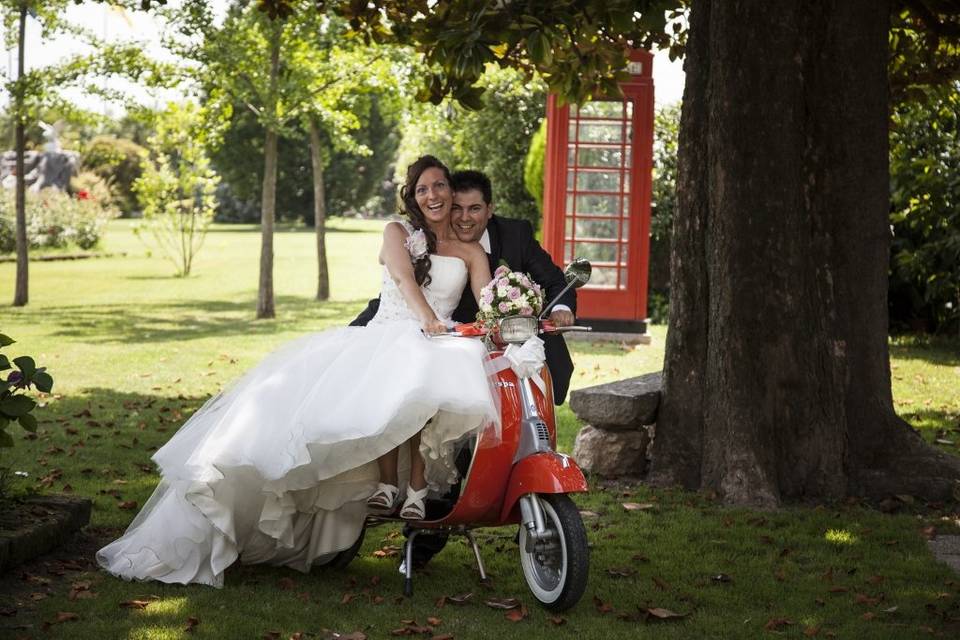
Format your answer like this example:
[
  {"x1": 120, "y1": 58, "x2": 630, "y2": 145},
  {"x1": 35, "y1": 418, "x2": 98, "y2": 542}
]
[
  {"x1": 483, "y1": 597, "x2": 521, "y2": 610},
  {"x1": 643, "y1": 607, "x2": 687, "y2": 621},
  {"x1": 622, "y1": 502, "x2": 656, "y2": 511},
  {"x1": 184, "y1": 616, "x2": 200, "y2": 632},
  {"x1": 593, "y1": 595, "x2": 614, "y2": 613},
  {"x1": 763, "y1": 618, "x2": 793, "y2": 631},
  {"x1": 547, "y1": 615, "x2": 566, "y2": 626},
  {"x1": 119, "y1": 600, "x2": 154, "y2": 610},
  {"x1": 55, "y1": 612, "x2": 80, "y2": 623},
  {"x1": 504, "y1": 605, "x2": 528, "y2": 622}
]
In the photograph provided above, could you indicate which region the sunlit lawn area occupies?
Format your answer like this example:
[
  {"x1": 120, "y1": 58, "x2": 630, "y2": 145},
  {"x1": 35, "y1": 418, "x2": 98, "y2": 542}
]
[{"x1": 0, "y1": 219, "x2": 958, "y2": 639}]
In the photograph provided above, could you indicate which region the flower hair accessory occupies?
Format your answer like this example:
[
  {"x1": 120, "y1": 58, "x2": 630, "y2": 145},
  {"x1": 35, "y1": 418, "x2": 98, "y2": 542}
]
[
  {"x1": 404, "y1": 228, "x2": 428, "y2": 261},
  {"x1": 477, "y1": 266, "x2": 544, "y2": 326}
]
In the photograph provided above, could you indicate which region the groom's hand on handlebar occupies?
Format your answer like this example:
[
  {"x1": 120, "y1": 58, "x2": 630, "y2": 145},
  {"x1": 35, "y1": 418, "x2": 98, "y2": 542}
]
[{"x1": 549, "y1": 309, "x2": 575, "y2": 328}]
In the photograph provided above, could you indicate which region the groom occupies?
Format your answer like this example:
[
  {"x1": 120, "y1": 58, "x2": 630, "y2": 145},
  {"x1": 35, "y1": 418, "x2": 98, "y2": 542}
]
[{"x1": 350, "y1": 169, "x2": 577, "y2": 404}]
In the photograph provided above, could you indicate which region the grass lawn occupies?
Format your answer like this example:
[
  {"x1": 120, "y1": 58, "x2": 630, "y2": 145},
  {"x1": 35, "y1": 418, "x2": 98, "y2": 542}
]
[{"x1": 0, "y1": 219, "x2": 959, "y2": 639}]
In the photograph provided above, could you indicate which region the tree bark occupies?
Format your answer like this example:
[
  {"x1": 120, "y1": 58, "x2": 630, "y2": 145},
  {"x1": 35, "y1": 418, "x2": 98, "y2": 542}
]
[
  {"x1": 648, "y1": 0, "x2": 960, "y2": 506},
  {"x1": 12, "y1": 3, "x2": 28, "y2": 308},
  {"x1": 256, "y1": 20, "x2": 281, "y2": 320},
  {"x1": 309, "y1": 118, "x2": 329, "y2": 301}
]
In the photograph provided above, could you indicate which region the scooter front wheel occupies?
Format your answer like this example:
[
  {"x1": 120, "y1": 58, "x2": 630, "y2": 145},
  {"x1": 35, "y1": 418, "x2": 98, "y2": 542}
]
[{"x1": 518, "y1": 493, "x2": 589, "y2": 611}]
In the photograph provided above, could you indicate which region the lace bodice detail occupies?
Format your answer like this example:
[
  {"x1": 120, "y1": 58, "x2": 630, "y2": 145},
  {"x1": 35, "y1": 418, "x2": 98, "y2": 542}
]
[{"x1": 370, "y1": 222, "x2": 468, "y2": 325}]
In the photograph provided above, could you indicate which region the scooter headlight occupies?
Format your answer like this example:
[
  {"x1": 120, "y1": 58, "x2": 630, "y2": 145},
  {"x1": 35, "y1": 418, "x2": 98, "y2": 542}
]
[{"x1": 497, "y1": 315, "x2": 538, "y2": 344}]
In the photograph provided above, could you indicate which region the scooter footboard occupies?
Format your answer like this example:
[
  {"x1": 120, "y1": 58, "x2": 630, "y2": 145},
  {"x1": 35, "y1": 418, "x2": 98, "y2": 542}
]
[{"x1": 499, "y1": 452, "x2": 588, "y2": 523}]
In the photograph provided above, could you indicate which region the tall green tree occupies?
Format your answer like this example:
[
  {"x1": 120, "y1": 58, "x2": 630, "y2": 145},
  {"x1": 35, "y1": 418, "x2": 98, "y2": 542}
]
[
  {"x1": 143, "y1": 0, "x2": 960, "y2": 502},
  {"x1": 1, "y1": 0, "x2": 173, "y2": 306},
  {"x1": 134, "y1": 101, "x2": 219, "y2": 277},
  {"x1": 889, "y1": 83, "x2": 960, "y2": 336},
  {"x1": 170, "y1": 0, "x2": 401, "y2": 314}
]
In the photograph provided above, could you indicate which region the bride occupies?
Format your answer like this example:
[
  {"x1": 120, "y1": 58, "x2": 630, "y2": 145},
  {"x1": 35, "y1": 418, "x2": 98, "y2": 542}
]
[{"x1": 97, "y1": 155, "x2": 498, "y2": 587}]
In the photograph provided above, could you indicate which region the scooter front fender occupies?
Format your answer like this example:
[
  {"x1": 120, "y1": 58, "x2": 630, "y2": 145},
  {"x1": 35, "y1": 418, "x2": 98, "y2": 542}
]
[{"x1": 499, "y1": 452, "x2": 588, "y2": 523}]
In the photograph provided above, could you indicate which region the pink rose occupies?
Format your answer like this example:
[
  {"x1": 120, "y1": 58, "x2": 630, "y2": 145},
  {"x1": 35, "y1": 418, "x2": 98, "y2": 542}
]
[
  {"x1": 494, "y1": 265, "x2": 511, "y2": 278},
  {"x1": 498, "y1": 301, "x2": 511, "y2": 313},
  {"x1": 508, "y1": 287, "x2": 521, "y2": 300}
]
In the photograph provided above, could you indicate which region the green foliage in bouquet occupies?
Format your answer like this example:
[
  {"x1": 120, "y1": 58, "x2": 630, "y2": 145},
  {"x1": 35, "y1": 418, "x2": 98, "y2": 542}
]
[{"x1": 0, "y1": 332, "x2": 53, "y2": 449}]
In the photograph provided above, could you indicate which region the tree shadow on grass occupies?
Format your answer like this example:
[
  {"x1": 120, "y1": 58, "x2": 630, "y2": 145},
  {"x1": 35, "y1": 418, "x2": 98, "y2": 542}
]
[
  {"x1": 889, "y1": 336, "x2": 960, "y2": 367},
  {"x1": 9, "y1": 296, "x2": 371, "y2": 345}
]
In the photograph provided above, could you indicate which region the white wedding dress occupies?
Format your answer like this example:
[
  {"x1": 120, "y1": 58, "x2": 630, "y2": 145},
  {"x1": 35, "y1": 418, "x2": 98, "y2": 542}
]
[{"x1": 97, "y1": 241, "x2": 498, "y2": 587}]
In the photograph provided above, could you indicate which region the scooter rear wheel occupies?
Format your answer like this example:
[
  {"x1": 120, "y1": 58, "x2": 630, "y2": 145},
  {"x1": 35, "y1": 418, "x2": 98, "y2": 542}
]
[{"x1": 518, "y1": 494, "x2": 589, "y2": 611}]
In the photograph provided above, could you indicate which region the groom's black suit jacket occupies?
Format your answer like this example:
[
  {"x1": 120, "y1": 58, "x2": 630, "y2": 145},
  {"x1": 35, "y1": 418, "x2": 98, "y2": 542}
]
[{"x1": 349, "y1": 216, "x2": 576, "y2": 404}]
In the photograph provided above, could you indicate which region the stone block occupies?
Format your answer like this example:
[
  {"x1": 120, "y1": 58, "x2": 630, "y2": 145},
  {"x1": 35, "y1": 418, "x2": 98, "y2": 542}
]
[
  {"x1": 572, "y1": 424, "x2": 650, "y2": 477},
  {"x1": 0, "y1": 494, "x2": 91, "y2": 573},
  {"x1": 569, "y1": 371, "x2": 662, "y2": 429}
]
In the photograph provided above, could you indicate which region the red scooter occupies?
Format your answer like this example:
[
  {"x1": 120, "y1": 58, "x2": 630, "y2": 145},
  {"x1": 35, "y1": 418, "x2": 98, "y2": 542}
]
[{"x1": 328, "y1": 260, "x2": 594, "y2": 611}]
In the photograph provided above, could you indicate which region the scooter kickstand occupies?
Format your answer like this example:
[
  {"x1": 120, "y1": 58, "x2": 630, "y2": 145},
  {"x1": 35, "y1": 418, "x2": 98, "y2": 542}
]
[
  {"x1": 464, "y1": 530, "x2": 487, "y2": 582},
  {"x1": 403, "y1": 529, "x2": 421, "y2": 597}
]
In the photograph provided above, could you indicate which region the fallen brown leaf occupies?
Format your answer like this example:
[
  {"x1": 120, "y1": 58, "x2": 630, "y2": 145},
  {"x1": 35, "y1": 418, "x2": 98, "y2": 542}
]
[
  {"x1": 593, "y1": 595, "x2": 613, "y2": 613},
  {"x1": 763, "y1": 618, "x2": 792, "y2": 631},
  {"x1": 652, "y1": 576, "x2": 671, "y2": 591},
  {"x1": 339, "y1": 633, "x2": 367, "y2": 640},
  {"x1": 644, "y1": 607, "x2": 687, "y2": 621},
  {"x1": 119, "y1": 600, "x2": 153, "y2": 609},
  {"x1": 484, "y1": 597, "x2": 521, "y2": 610},
  {"x1": 547, "y1": 615, "x2": 566, "y2": 626},
  {"x1": 426, "y1": 617, "x2": 442, "y2": 626},
  {"x1": 277, "y1": 577, "x2": 296, "y2": 591},
  {"x1": 55, "y1": 612, "x2": 80, "y2": 623},
  {"x1": 118, "y1": 501, "x2": 138, "y2": 510},
  {"x1": 622, "y1": 502, "x2": 656, "y2": 511},
  {"x1": 803, "y1": 625, "x2": 821, "y2": 637},
  {"x1": 431, "y1": 635, "x2": 454, "y2": 640},
  {"x1": 184, "y1": 616, "x2": 200, "y2": 632},
  {"x1": 445, "y1": 592, "x2": 473, "y2": 605},
  {"x1": 504, "y1": 605, "x2": 528, "y2": 622},
  {"x1": 606, "y1": 567, "x2": 636, "y2": 578}
]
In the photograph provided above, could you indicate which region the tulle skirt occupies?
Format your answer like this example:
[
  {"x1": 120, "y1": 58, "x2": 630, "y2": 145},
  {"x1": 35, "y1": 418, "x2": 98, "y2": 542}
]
[{"x1": 96, "y1": 320, "x2": 498, "y2": 587}]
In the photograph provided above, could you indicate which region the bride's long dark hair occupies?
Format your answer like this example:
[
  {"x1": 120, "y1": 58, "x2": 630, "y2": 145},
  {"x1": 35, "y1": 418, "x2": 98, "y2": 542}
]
[{"x1": 399, "y1": 155, "x2": 452, "y2": 287}]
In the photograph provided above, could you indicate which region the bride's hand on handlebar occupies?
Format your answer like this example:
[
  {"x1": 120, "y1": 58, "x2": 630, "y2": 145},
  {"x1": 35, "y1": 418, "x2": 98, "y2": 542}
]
[{"x1": 421, "y1": 317, "x2": 448, "y2": 336}]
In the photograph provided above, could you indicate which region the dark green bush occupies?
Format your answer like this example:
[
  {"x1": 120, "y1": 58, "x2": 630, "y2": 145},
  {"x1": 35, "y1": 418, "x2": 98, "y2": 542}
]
[{"x1": 80, "y1": 135, "x2": 147, "y2": 215}]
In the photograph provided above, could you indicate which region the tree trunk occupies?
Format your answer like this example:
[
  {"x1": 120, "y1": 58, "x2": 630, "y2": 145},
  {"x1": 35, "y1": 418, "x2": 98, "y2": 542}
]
[
  {"x1": 648, "y1": 0, "x2": 960, "y2": 506},
  {"x1": 256, "y1": 20, "x2": 282, "y2": 320},
  {"x1": 12, "y1": 3, "x2": 27, "y2": 308},
  {"x1": 309, "y1": 118, "x2": 329, "y2": 301}
]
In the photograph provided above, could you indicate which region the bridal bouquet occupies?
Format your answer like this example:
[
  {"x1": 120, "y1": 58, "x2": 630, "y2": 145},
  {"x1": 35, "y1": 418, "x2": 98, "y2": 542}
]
[{"x1": 477, "y1": 265, "x2": 544, "y2": 325}]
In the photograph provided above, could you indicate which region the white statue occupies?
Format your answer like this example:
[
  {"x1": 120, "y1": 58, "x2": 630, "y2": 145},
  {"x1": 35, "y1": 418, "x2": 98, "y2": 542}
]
[{"x1": 38, "y1": 120, "x2": 63, "y2": 153}]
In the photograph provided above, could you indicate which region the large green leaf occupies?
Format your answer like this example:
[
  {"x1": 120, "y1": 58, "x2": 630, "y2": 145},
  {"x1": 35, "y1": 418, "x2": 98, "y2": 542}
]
[
  {"x1": 0, "y1": 334, "x2": 14, "y2": 348},
  {"x1": 33, "y1": 370, "x2": 54, "y2": 393},
  {"x1": 13, "y1": 356, "x2": 36, "y2": 378},
  {"x1": 18, "y1": 413, "x2": 37, "y2": 433},
  {"x1": 0, "y1": 395, "x2": 36, "y2": 418},
  {"x1": 0, "y1": 354, "x2": 9, "y2": 371},
  {"x1": 0, "y1": 428, "x2": 13, "y2": 448}
]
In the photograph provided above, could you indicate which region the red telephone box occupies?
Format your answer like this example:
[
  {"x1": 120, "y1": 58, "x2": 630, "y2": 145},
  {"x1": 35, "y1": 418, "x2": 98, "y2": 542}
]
[{"x1": 542, "y1": 49, "x2": 654, "y2": 332}]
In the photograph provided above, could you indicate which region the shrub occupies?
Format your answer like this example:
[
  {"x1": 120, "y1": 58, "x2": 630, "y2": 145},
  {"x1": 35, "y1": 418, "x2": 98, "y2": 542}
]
[
  {"x1": 523, "y1": 119, "x2": 547, "y2": 213},
  {"x1": 0, "y1": 331, "x2": 53, "y2": 499},
  {"x1": 0, "y1": 187, "x2": 119, "y2": 253},
  {"x1": 80, "y1": 135, "x2": 147, "y2": 215},
  {"x1": 134, "y1": 102, "x2": 219, "y2": 277}
]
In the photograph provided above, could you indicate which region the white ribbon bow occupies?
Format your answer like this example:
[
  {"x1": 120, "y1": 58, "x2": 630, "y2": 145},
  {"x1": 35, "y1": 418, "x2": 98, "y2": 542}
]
[{"x1": 485, "y1": 336, "x2": 548, "y2": 394}]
